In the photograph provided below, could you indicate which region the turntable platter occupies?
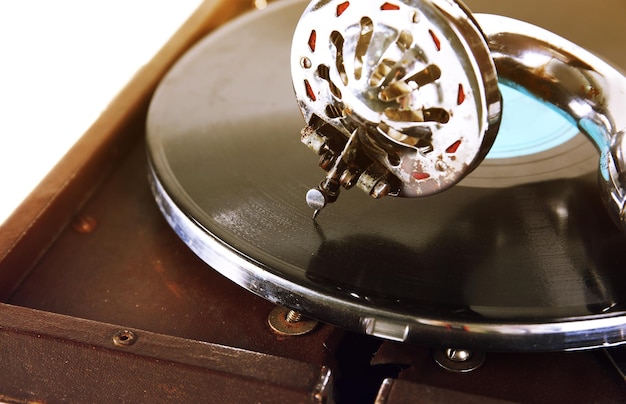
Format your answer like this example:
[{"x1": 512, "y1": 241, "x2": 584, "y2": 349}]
[{"x1": 146, "y1": 0, "x2": 626, "y2": 350}]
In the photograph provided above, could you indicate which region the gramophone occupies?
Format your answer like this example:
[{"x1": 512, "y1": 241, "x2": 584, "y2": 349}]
[
  {"x1": 7, "y1": 0, "x2": 625, "y2": 401},
  {"x1": 147, "y1": 0, "x2": 626, "y2": 357}
]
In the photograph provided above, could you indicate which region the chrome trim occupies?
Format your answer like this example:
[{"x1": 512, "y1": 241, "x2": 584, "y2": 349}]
[{"x1": 149, "y1": 160, "x2": 626, "y2": 351}]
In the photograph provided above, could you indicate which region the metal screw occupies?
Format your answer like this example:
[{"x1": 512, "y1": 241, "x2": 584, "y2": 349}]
[
  {"x1": 268, "y1": 306, "x2": 318, "y2": 336},
  {"x1": 433, "y1": 347, "x2": 485, "y2": 372},
  {"x1": 371, "y1": 180, "x2": 391, "y2": 199},
  {"x1": 300, "y1": 56, "x2": 312, "y2": 69},
  {"x1": 435, "y1": 160, "x2": 448, "y2": 172},
  {"x1": 446, "y1": 348, "x2": 472, "y2": 362},
  {"x1": 306, "y1": 188, "x2": 327, "y2": 211},
  {"x1": 339, "y1": 167, "x2": 359, "y2": 189},
  {"x1": 286, "y1": 310, "x2": 303, "y2": 323},
  {"x1": 71, "y1": 214, "x2": 98, "y2": 234},
  {"x1": 112, "y1": 330, "x2": 137, "y2": 347}
]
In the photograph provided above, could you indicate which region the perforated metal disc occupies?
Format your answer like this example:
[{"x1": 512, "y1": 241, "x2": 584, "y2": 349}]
[
  {"x1": 146, "y1": 0, "x2": 626, "y2": 351},
  {"x1": 291, "y1": 0, "x2": 501, "y2": 196}
]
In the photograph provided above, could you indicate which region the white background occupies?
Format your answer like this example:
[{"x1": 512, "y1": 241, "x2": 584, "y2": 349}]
[{"x1": 0, "y1": 1, "x2": 204, "y2": 224}]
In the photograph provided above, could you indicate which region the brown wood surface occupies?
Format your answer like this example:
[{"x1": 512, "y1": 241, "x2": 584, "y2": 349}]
[
  {"x1": 0, "y1": 303, "x2": 331, "y2": 403},
  {"x1": 0, "y1": 0, "x2": 256, "y2": 300}
]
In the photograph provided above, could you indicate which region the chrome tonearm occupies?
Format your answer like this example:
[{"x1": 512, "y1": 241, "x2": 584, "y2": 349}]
[{"x1": 291, "y1": 0, "x2": 626, "y2": 231}]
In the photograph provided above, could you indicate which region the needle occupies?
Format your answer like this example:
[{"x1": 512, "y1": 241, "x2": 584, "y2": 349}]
[
  {"x1": 305, "y1": 129, "x2": 360, "y2": 219},
  {"x1": 306, "y1": 188, "x2": 326, "y2": 220}
]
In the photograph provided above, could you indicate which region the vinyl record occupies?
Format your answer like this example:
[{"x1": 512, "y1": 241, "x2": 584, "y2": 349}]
[
  {"x1": 146, "y1": 0, "x2": 626, "y2": 351},
  {"x1": 461, "y1": 85, "x2": 599, "y2": 188}
]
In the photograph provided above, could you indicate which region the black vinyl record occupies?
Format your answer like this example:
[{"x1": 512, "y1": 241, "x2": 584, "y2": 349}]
[{"x1": 146, "y1": 0, "x2": 626, "y2": 350}]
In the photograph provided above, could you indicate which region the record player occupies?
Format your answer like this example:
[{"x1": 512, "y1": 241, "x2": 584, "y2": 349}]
[{"x1": 2, "y1": 0, "x2": 626, "y2": 402}]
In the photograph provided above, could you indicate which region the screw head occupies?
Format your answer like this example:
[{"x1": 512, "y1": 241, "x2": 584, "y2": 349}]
[
  {"x1": 433, "y1": 347, "x2": 485, "y2": 372},
  {"x1": 112, "y1": 330, "x2": 137, "y2": 347},
  {"x1": 71, "y1": 214, "x2": 98, "y2": 234},
  {"x1": 267, "y1": 306, "x2": 318, "y2": 336},
  {"x1": 306, "y1": 188, "x2": 327, "y2": 211},
  {"x1": 446, "y1": 348, "x2": 472, "y2": 362}
]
